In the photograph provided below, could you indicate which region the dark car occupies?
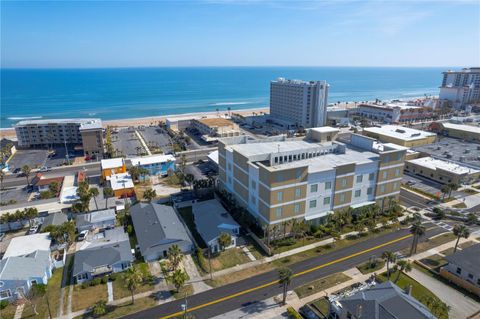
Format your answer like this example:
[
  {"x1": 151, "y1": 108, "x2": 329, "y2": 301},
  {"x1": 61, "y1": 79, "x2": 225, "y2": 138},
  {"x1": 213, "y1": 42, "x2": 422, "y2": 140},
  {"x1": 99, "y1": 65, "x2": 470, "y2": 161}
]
[{"x1": 13, "y1": 168, "x2": 21, "y2": 174}]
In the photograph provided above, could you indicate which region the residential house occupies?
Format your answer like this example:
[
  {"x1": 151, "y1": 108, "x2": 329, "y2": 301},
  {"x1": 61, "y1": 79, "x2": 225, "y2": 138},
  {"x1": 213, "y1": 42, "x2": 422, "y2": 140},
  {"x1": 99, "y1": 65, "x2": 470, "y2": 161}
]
[
  {"x1": 101, "y1": 158, "x2": 127, "y2": 180},
  {"x1": 192, "y1": 199, "x2": 240, "y2": 253},
  {"x1": 329, "y1": 281, "x2": 436, "y2": 319},
  {"x1": 75, "y1": 209, "x2": 116, "y2": 232},
  {"x1": 35, "y1": 176, "x2": 64, "y2": 193},
  {"x1": 0, "y1": 233, "x2": 54, "y2": 301},
  {"x1": 440, "y1": 244, "x2": 480, "y2": 296},
  {"x1": 73, "y1": 228, "x2": 133, "y2": 283},
  {"x1": 109, "y1": 173, "x2": 135, "y2": 198},
  {"x1": 130, "y1": 203, "x2": 193, "y2": 261},
  {"x1": 130, "y1": 154, "x2": 176, "y2": 177},
  {"x1": 40, "y1": 212, "x2": 68, "y2": 231}
]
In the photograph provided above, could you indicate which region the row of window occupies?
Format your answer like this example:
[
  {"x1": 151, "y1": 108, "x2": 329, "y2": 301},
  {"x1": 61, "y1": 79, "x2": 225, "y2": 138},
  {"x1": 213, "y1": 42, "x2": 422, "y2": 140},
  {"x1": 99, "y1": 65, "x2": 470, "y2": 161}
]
[{"x1": 455, "y1": 267, "x2": 480, "y2": 285}]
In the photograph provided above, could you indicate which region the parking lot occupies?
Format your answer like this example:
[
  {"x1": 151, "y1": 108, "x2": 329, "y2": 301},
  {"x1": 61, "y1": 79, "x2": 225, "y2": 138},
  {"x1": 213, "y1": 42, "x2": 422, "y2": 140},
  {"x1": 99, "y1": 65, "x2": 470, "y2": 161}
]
[
  {"x1": 0, "y1": 188, "x2": 30, "y2": 204},
  {"x1": 185, "y1": 160, "x2": 218, "y2": 180},
  {"x1": 403, "y1": 173, "x2": 465, "y2": 198},
  {"x1": 112, "y1": 128, "x2": 145, "y2": 157},
  {"x1": 139, "y1": 126, "x2": 173, "y2": 154},
  {"x1": 8, "y1": 149, "x2": 48, "y2": 171}
]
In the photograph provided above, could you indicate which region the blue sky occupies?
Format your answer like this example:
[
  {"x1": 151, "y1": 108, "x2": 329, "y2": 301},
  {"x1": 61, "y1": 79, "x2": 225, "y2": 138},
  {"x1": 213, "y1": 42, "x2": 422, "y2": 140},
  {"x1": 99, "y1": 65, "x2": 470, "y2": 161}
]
[{"x1": 1, "y1": 0, "x2": 479, "y2": 68}]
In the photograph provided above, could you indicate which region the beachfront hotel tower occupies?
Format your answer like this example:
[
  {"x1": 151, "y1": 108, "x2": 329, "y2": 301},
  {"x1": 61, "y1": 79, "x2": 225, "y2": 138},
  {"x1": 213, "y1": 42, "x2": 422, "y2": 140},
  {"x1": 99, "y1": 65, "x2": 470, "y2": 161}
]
[
  {"x1": 269, "y1": 78, "x2": 329, "y2": 129},
  {"x1": 439, "y1": 67, "x2": 480, "y2": 109},
  {"x1": 218, "y1": 127, "x2": 407, "y2": 227}
]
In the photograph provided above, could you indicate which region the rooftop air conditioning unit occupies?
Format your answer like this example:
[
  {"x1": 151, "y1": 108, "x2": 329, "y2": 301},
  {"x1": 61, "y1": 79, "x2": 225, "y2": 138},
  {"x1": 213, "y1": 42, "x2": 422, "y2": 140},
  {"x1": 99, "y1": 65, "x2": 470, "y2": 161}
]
[{"x1": 460, "y1": 156, "x2": 466, "y2": 162}]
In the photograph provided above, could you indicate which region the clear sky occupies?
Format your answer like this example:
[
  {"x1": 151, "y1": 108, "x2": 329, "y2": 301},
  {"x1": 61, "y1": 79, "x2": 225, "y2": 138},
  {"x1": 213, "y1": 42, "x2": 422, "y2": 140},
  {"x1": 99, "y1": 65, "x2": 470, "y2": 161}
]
[{"x1": 1, "y1": 0, "x2": 479, "y2": 68}]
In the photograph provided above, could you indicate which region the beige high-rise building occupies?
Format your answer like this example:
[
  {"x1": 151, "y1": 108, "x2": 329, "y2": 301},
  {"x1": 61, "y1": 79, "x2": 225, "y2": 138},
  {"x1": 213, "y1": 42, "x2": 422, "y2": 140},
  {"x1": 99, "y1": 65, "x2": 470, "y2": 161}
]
[
  {"x1": 15, "y1": 118, "x2": 104, "y2": 158},
  {"x1": 218, "y1": 127, "x2": 406, "y2": 226}
]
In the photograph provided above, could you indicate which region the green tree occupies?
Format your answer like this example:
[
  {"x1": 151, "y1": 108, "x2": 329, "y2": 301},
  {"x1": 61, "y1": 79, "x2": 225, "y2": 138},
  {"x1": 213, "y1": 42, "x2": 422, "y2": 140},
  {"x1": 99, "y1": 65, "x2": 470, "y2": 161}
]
[
  {"x1": 92, "y1": 300, "x2": 108, "y2": 317},
  {"x1": 185, "y1": 173, "x2": 194, "y2": 190},
  {"x1": 440, "y1": 184, "x2": 451, "y2": 200},
  {"x1": 382, "y1": 251, "x2": 396, "y2": 279},
  {"x1": 124, "y1": 266, "x2": 144, "y2": 304},
  {"x1": 89, "y1": 187, "x2": 100, "y2": 210},
  {"x1": 169, "y1": 269, "x2": 188, "y2": 292},
  {"x1": 393, "y1": 260, "x2": 412, "y2": 283},
  {"x1": 24, "y1": 207, "x2": 38, "y2": 227},
  {"x1": 180, "y1": 154, "x2": 187, "y2": 173},
  {"x1": 103, "y1": 187, "x2": 114, "y2": 209},
  {"x1": 432, "y1": 207, "x2": 445, "y2": 220},
  {"x1": 466, "y1": 213, "x2": 478, "y2": 225},
  {"x1": 409, "y1": 221, "x2": 426, "y2": 256},
  {"x1": 143, "y1": 188, "x2": 157, "y2": 202},
  {"x1": 21, "y1": 165, "x2": 32, "y2": 186},
  {"x1": 278, "y1": 267, "x2": 293, "y2": 305},
  {"x1": 447, "y1": 183, "x2": 459, "y2": 198},
  {"x1": 218, "y1": 232, "x2": 232, "y2": 251},
  {"x1": 49, "y1": 181, "x2": 60, "y2": 194},
  {"x1": 0, "y1": 170, "x2": 4, "y2": 190},
  {"x1": 453, "y1": 224, "x2": 470, "y2": 253},
  {"x1": 128, "y1": 166, "x2": 141, "y2": 182},
  {"x1": 167, "y1": 244, "x2": 184, "y2": 271}
]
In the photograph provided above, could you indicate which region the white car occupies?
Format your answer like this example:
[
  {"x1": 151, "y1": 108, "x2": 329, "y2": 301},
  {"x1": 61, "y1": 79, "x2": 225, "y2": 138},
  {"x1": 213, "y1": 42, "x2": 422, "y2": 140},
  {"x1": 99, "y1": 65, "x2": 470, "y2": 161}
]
[
  {"x1": 39, "y1": 166, "x2": 51, "y2": 172},
  {"x1": 29, "y1": 225, "x2": 39, "y2": 234},
  {"x1": 78, "y1": 230, "x2": 89, "y2": 241}
]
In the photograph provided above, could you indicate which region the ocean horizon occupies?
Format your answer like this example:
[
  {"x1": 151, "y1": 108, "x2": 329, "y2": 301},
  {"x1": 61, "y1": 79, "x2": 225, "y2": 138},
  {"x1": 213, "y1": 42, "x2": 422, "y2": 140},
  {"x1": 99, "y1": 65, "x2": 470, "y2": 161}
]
[{"x1": 1, "y1": 66, "x2": 447, "y2": 128}]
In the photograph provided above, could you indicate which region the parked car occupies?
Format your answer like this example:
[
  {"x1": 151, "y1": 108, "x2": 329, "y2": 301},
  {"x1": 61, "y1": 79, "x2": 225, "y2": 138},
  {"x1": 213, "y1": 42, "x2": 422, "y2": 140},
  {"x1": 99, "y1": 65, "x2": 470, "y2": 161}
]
[
  {"x1": 78, "y1": 230, "x2": 89, "y2": 241},
  {"x1": 28, "y1": 225, "x2": 40, "y2": 234},
  {"x1": 0, "y1": 233, "x2": 5, "y2": 242},
  {"x1": 13, "y1": 168, "x2": 21, "y2": 174},
  {"x1": 39, "y1": 166, "x2": 51, "y2": 172}
]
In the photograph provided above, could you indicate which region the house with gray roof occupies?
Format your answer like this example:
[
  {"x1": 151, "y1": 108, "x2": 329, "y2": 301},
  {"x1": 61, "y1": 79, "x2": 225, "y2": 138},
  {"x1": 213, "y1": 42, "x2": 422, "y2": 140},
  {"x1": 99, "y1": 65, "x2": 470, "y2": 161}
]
[
  {"x1": 130, "y1": 203, "x2": 193, "y2": 261},
  {"x1": 73, "y1": 227, "x2": 133, "y2": 283},
  {"x1": 192, "y1": 199, "x2": 240, "y2": 253},
  {"x1": 440, "y1": 243, "x2": 480, "y2": 296},
  {"x1": 41, "y1": 212, "x2": 69, "y2": 231},
  {"x1": 329, "y1": 281, "x2": 436, "y2": 319},
  {"x1": 75, "y1": 209, "x2": 116, "y2": 232}
]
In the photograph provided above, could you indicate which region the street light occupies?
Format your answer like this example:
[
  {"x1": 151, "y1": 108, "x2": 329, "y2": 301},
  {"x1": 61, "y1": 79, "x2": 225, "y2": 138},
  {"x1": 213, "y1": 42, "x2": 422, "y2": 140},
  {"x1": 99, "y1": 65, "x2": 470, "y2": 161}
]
[{"x1": 181, "y1": 292, "x2": 188, "y2": 319}]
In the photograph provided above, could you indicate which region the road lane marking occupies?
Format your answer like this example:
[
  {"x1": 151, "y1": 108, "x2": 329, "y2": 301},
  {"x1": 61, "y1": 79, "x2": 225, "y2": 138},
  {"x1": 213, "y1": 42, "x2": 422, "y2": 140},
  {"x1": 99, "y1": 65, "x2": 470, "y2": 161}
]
[{"x1": 158, "y1": 233, "x2": 414, "y2": 319}]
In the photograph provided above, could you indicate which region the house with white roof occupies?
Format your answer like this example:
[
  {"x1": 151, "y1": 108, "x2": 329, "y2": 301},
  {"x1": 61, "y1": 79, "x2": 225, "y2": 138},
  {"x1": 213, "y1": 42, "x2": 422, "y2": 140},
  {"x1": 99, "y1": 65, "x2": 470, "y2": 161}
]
[
  {"x1": 109, "y1": 173, "x2": 135, "y2": 198},
  {"x1": 101, "y1": 158, "x2": 126, "y2": 180},
  {"x1": 130, "y1": 154, "x2": 176, "y2": 177},
  {"x1": 75, "y1": 209, "x2": 116, "y2": 232}
]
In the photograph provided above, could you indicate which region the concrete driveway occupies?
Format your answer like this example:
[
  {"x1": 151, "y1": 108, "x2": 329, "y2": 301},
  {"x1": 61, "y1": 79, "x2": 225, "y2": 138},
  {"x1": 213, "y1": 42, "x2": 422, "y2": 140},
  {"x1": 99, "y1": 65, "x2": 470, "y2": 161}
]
[{"x1": 408, "y1": 267, "x2": 480, "y2": 319}]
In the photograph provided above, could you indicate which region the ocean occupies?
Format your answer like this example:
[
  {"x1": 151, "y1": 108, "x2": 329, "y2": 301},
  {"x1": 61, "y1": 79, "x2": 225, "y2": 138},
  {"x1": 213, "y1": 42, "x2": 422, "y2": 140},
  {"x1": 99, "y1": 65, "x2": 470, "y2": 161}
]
[{"x1": 0, "y1": 67, "x2": 445, "y2": 128}]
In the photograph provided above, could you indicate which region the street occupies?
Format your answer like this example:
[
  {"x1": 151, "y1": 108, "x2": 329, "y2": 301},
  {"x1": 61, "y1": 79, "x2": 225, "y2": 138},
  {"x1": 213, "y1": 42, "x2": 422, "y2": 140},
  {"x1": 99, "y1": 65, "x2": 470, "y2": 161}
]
[{"x1": 124, "y1": 226, "x2": 446, "y2": 319}]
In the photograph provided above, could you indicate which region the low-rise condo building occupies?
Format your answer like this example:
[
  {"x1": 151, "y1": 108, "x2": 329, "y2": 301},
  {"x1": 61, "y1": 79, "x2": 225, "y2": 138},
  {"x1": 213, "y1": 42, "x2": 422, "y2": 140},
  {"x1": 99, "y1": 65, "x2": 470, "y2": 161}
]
[
  {"x1": 429, "y1": 121, "x2": 480, "y2": 143},
  {"x1": 190, "y1": 117, "x2": 241, "y2": 141},
  {"x1": 363, "y1": 125, "x2": 436, "y2": 147},
  {"x1": 101, "y1": 158, "x2": 127, "y2": 180},
  {"x1": 356, "y1": 101, "x2": 438, "y2": 124},
  {"x1": 269, "y1": 78, "x2": 329, "y2": 129},
  {"x1": 130, "y1": 154, "x2": 176, "y2": 176},
  {"x1": 218, "y1": 127, "x2": 406, "y2": 226},
  {"x1": 439, "y1": 67, "x2": 480, "y2": 108},
  {"x1": 14, "y1": 118, "x2": 104, "y2": 158}
]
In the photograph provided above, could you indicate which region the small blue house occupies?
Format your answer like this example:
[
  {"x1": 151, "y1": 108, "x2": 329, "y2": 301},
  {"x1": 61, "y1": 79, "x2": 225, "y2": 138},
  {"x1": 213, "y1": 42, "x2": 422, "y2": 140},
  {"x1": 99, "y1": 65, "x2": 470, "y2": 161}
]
[{"x1": 130, "y1": 154, "x2": 176, "y2": 177}]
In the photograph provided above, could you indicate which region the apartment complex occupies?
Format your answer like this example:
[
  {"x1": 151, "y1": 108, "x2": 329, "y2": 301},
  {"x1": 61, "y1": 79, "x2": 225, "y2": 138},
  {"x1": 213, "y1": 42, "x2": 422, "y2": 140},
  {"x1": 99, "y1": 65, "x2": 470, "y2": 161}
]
[
  {"x1": 363, "y1": 125, "x2": 436, "y2": 147},
  {"x1": 190, "y1": 117, "x2": 241, "y2": 141},
  {"x1": 429, "y1": 121, "x2": 480, "y2": 143},
  {"x1": 269, "y1": 78, "x2": 329, "y2": 129},
  {"x1": 439, "y1": 67, "x2": 480, "y2": 108},
  {"x1": 356, "y1": 101, "x2": 437, "y2": 124},
  {"x1": 218, "y1": 127, "x2": 406, "y2": 226},
  {"x1": 14, "y1": 118, "x2": 104, "y2": 158}
]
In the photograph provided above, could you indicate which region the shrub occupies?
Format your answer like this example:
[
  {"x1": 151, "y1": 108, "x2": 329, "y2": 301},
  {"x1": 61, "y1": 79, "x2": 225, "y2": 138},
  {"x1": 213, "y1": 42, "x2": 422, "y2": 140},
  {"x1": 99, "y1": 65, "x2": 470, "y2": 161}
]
[
  {"x1": 274, "y1": 238, "x2": 296, "y2": 247},
  {"x1": 0, "y1": 300, "x2": 8, "y2": 310},
  {"x1": 345, "y1": 234, "x2": 359, "y2": 240},
  {"x1": 101, "y1": 276, "x2": 108, "y2": 284},
  {"x1": 81, "y1": 282, "x2": 89, "y2": 289},
  {"x1": 287, "y1": 306, "x2": 302, "y2": 319},
  {"x1": 90, "y1": 278, "x2": 102, "y2": 286},
  {"x1": 109, "y1": 273, "x2": 118, "y2": 281}
]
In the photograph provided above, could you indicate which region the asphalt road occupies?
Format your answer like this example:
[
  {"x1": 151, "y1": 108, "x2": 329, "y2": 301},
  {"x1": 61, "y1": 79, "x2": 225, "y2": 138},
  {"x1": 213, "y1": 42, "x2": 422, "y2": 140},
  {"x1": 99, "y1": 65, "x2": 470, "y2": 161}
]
[
  {"x1": 399, "y1": 188, "x2": 432, "y2": 209},
  {"x1": 124, "y1": 226, "x2": 446, "y2": 319}
]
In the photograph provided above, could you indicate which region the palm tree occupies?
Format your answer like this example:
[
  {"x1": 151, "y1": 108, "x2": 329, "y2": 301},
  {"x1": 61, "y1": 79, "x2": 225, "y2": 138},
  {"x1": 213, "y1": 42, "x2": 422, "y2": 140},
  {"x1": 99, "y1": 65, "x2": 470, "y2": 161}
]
[
  {"x1": 143, "y1": 188, "x2": 157, "y2": 202},
  {"x1": 466, "y1": 213, "x2": 478, "y2": 225},
  {"x1": 128, "y1": 166, "x2": 140, "y2": 182},
  {"x1": 21, "y1": 165, "x2": 32, "y2": 186},
  {"x1": 447, "y1": 183, "x2": 459, "y2": 198},
  {"x1": 278, "y1": 267, "x2": 293, "y2": 305},
  {"x1": 393, "y1": 260, "x2": 412, "y2": 283},
  {"x1": 409, "y1": 221, "x2": 426, "y2": 256},
  {"x1": 124, "y1": 266, "x2": 144, "y2": 304},
  {"x1": 170, "y1": 269, "x2": 188, "y2": 292},
  {"x1": 382, "y1": 251, "x2": 396, "y2": 279},
  {"x1": 440, "y1": 184, "x2": 450, "y2": 200},
  {"x1": 452, "y1": 224, "x2": 470, "y2": 253},
  {"x1": 24, "y1": 207, "x2": 38, "y2": 227},
  {"x1": 185, "y1": 173, "x2": 194, "y2": 190},
  {"x1": 0, "y1": 170, "x2": 4, "y2": 190},
  {"x1": 218, "y1": 232, "x2": 232, "y2": 251},
  {"x1": 167, "y1": 244, "x2": 184, "y2": 271},
  {"x1": 89, "y1": 187, "x2": 100, "y2": 210},
  {"x1": 103, "y1": 187, "x2": 113, "y2": 209}
]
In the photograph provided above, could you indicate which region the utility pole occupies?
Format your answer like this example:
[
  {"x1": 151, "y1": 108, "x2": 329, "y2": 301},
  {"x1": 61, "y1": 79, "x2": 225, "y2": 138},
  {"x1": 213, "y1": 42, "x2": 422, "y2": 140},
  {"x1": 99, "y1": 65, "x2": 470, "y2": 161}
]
[
  {"x1": 208, "y1": 247, "x2": 213, "y2": 280},
  {"x1": 181, "y1": 292, "x2": 188, "y2": 319},
  {"x1": 64, "y1": 139, "x2": 70, "y2": 165}
]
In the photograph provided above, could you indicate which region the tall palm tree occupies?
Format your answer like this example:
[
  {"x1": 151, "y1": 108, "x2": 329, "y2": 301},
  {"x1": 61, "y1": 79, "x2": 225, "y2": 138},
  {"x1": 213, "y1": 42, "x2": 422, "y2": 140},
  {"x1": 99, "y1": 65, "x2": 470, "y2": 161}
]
[
  {"x1": 394, "y1": 260, "x2": 412, "y2": 283},
  {"x1": 167, "y1": 244, "x2": 184, "y2": 271},
  {"x1": 278, "y1": 267, "x2": 293, "y2": 305},
  {"x1": 89, "y1": 187, "x2": 100, "y2": 211},
  {"x1": 21, "y1": 165, "x2": 32, "y2": 186},
  {"x1": 124, "y1": 266, "x2": 144, "y2": 304},
  {"x1": 409, "y1": 222, "x2": 426, "y2": 256},
  {"x1": 453, "y1": 224, "x2": 470, "y2": 253},
  {"x1": 103, "y1": 187, "x2": 113, "y2": 209},
  {"x1": 382, "y1": 251, "x2": 396, "y2": 279}
]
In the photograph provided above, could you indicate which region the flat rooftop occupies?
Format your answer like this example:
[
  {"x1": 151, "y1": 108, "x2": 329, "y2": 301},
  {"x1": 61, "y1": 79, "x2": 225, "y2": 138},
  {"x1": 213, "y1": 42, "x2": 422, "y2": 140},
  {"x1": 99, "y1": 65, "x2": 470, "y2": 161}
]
[
  {"x1": 413, "y1": 137, "x2": 480, "y2": 169},
  {"x1": 3, "y1": 233, "x2": 51, "y2": 258},
  {"x1": 442, "y1": 122, "x2": 480, "y2": 134},
  {"x1": 359, "y1": 102, "x2": 421, "y2": 110},
  {"x1": 101, "y1": 158, "x2": 125, "y2": 170},
  {"x1": 109, "y1": 173, "x2": 134, "y2": 190},
  {"x1": 15, "y1": 118, "x2": 101, "y2": 126},
  {"x1": 364, "y1": 125, "x2": 436, "y2": 141},
  {"x1": 407, "y1": 156, "x2": 479, "y2": 175},
  {"x1": 130, "y1": 154, "x2": 175, "y2": 166},
  {"x1": 79, "y1": 119, "x2": 103, "y2": 130},
  {"x1": 196, "y1": 117, "x2": 235, "y2": 128}
]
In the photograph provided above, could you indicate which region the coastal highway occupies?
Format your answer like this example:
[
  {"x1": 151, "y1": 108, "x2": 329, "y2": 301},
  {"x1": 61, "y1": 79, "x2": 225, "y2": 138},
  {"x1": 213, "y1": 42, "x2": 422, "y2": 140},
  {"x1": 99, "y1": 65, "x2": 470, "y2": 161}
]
[
  {"x1": 124, "y1": 226, "x2": 446, "y2": 319},
  {"x1": 1, "y1": 148, "x2": 215, "y2": 188},
  {"x1": 399, "y1": 188, "x2": 431, "y2": 209}
]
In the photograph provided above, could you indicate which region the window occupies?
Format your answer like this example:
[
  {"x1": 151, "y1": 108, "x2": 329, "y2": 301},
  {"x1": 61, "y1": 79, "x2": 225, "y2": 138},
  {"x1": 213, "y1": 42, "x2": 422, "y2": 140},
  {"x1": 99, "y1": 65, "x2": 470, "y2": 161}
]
[
  {"x1": 397, "y1": 153, "x2": 402, "y2": 161},
  {"x1": 275, "y1": 207, "x2": 282, "y2": 218},
  {"x1": 355, "y1": 190, "x2": 361, "y2": 197},
  {"x1": 0, "y1": 290, "x2": 11, "y2": 299},
  {"x1": 251, "y1": 181, "x2": 256, "y2": 189},
  {"x1": 325, "y1": 181, "x2": 332, "y2": 190},
  {"x1": 341, "y1": 178, "x2": 347, "y2": 187},
  {"x1": 310, "y1": 184, "x2": 318, "y2": 193},
  {"x1": 251, "y1": 195, "x2": 256, "y2": 204},
  {"x1": 383, "y1": 155, "x2": 390, "y2": 163},
  {"x1": 395, "y1": 168, "x2": 401, "y2": 177},
  {"x1": 309, "y1": 200, "x2": 317, "y2": 208},
  {"x1": 393, "y1": 182, "x2": 399, "y2": 190},
  {"x1": 339, "y1": 193, "x2": 346, "y2": 203},
  {"x1": 276, "y1": 173, "x2": 283, "y2": 182},
  {"x1": 468, "y1": 273, "x2": 474, "y2": 279},
  {"x1": 30, "y1": 280, "x2": 37, "y2": 285},
  {"x1": 456, "y1": 267, "x2": 462, "y2": 274},
  {"x1": 356, "y1": 175, "x2": 363, "y2": 183},
  {"x1": 323, "y1": 197, "x2": 331, "y2": 205},
  {"x1": 369, "y1": 173, "x2": 375, "y2": 181},
  {"x1": 294, "y1": 203, "x2": 301, "y2": 213},
  {"x1": 382, "y1": 171, "x2": 388, "y2": 179},
  {"x1": 277, "y1": 192, "x2": 283, "y2": 201},
  {"x1": 296, "y1": 169, "x2": 302, "y2": 179},
  {"x1": 295, "y1": 188, "x2": 301, "y2": 198},
  {"x1": 367, "y1": 187, "x2": 373, "y2": 195},
  {"x1": 380, "y1": 185, "x2": 385, "y2": 193}
]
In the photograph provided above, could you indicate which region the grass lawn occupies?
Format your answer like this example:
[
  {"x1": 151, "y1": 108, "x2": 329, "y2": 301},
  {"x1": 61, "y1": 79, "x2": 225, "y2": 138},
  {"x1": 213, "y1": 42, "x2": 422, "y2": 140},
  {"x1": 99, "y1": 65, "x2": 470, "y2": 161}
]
[
  {"x1": 75, "y1": 296, "x2": 158, "y2": 319},
  {"x1": 356, "y1": 259, "x2": 386, "y2": 274},
  {"x1": 294, "y1": 272, "x2": 351, "y2": 298},
  {"x1": 378, "y1": 271, "x2": 448, "y2": 318},
  {"x1": 112, "y1": 275, "x2": 155, "y2": 300},
  {"x1": 1, "y1": 304, "x2": 17, "y2": 319},
  {"x1": 171, "y1": 284, "x2": 194, "y2": 300},
  {"x1": 205, "y1": 263, "x2": 274, "y2": 287},
  {"x1": 209, "y1": 247, "x2": 251, "y2": 272},
  {"x1": 63, "y1": 255, "x2": 75, "y2": 314},
  {"x1": 419, "y1": 254, "x2": 448, "y2": 269},
  {"x1": 310, "y1": 298, "x2": 330, "y2": 318},
  {"x1": 177, "y1": 206, "x2": 206, "y2": 248},
  {"x1": 453, "y1": 202, "x2": 467, "y2": 208},
  {"x1": 440, "y1": 247, "x2": 455, "y2": 256},
  {"x1": 458, "y1": 241, "x2": 476, "y2": 249},
  {"x1": 401, "y1": 233, "x2": 456, "y2": 256},
  {"x1": 272, "y1": 236, "x2": 327, "y2": 254},
  {"x1": 463, "y1": 188, "x2": 478, "y2": 194},
  {"x1": 72, "y1": 283, "x2": 108, "y2": 312}
]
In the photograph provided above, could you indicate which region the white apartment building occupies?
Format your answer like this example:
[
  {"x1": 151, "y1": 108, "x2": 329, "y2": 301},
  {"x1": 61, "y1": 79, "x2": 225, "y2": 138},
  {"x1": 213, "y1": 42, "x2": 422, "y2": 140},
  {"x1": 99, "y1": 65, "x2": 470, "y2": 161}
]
[
  {"x1": 270, "y1": 78, "x2": 329, "y2": 129},
  {"x1": 439, "y1": 68, "x2": 480, "y2": 109},
  {"x1": 218, "y1": 127, "x2": 406, "y2": 226}
]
